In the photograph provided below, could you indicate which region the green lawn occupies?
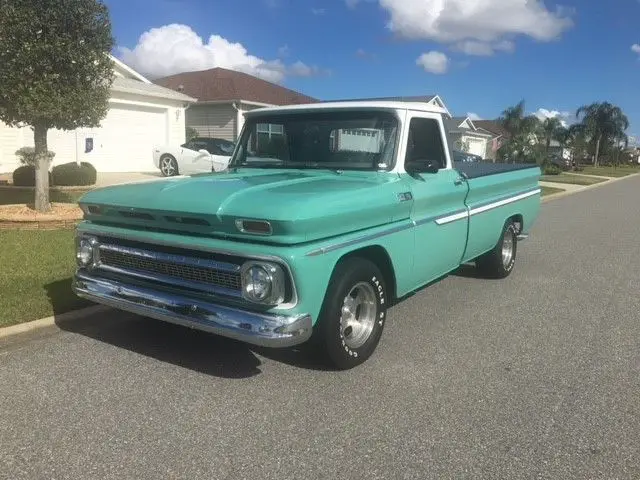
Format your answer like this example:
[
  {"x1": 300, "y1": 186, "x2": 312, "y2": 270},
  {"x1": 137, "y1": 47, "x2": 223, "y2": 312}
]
[
  {"x1": 579, "y1": 166, "x2": 640, "y2": 178},
  {"x1": 0, "y1": 230, "x2": 91, "y2": 327},
  {"x1": 541, "y1": 186, "x2": 565, "y2": 197},
  {"x1": 0, "y1": 187, "x2": 88, "y2": 206},
  {"x1": 541, "y1": 173, "x2": 608, "y2": 186}
]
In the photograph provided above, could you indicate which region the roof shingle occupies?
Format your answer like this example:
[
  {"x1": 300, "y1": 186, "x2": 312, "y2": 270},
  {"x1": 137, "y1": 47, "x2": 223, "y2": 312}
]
[{"x1": 154, "y1": 67, "x2": 318, "y2": 106}]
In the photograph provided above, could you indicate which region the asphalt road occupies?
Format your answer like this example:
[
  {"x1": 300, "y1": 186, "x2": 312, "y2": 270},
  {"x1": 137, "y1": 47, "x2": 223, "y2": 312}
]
[{"x1": 2, "y1": 176, "x2": 640, "y2": 480}]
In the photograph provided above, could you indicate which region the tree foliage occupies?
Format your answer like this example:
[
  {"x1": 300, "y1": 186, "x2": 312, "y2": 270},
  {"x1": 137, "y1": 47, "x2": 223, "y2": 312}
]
[
  {"x1": 0, "y1": 0, "x2": 115, "y2": 211},
  {"x1": 497, "y1": 100, "x2": 541, "y2": 163},
  {"x1": 575, "y1": 102, "x2": 629, "y2": 167}
]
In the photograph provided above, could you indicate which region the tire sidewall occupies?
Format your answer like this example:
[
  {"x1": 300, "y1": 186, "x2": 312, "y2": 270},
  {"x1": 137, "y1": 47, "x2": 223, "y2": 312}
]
[
  {"x1": 160, "y1": 156, "x2": 177, "y2": 176},
  {"x1": 502, "y1": 222, "x2": 518, "y2": 274},
  {"x1": 319, "y1": 258, "x2": 387, "y2": 369}
]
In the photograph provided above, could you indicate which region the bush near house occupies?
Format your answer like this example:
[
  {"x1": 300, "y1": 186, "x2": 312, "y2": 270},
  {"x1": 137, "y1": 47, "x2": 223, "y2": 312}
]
[
  {"x1": 542, "y1": 164, "x2": 561, "y2": 175},
  {"x1": 12, "y1": 165, "x2": 54, "y2": 187},
  {"x1": 11, "y1": 161, "x2": 97, "y2": 187},
  {"x1": 16, "y1": 146, "x2": 56, "y2": 166},
  {"x1": 51, "y1": 162, "x2": 97, "y2": 186}
]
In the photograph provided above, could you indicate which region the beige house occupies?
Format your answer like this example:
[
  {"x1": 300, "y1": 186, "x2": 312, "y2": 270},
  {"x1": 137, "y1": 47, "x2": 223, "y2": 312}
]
[
  {"x1": 155, "y1": 68, "x2": 318, "y2": 142},
  {"x1": 0, "y1": 55, "x2": 196, "y2": 174}
]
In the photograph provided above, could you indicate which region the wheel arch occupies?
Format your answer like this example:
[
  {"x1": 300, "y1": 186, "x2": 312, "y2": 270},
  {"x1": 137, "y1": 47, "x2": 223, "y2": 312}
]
[{"x1": 334, "y1": 245, "x2": 398, "y2": 304}]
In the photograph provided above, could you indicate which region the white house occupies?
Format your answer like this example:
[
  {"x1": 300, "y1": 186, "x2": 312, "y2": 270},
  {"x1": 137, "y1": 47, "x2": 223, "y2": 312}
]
[
  {"x1": 0, "y1": 56, "x2": 197, "y2": 174},
  {"x1": 444, "y1": 116, "x2": 494, "y2": 158}
]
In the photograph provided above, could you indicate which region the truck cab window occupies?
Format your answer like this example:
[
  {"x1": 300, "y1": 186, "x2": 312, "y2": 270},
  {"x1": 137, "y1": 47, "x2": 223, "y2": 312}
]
[{"x1": 406, "y1": 118, "x2": 447, "y2": 169}]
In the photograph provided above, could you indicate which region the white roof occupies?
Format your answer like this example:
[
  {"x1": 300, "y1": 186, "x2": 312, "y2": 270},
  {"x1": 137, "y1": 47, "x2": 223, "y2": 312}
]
[
  {"x1": 245, "y1": 100, "x2": 449, "y2": 117},
  {"x1": 111, "y1": 77, "x2": 197, "y2": 103}
]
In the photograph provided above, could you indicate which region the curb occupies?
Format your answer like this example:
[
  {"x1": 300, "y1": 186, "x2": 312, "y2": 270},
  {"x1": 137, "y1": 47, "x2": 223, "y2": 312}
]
[
  {"x1": 0, "y1": 305, "x2": 110, "y2": 340},
  {"x1": 542, "y1": 172, "x2": 639, "y2": 204}
]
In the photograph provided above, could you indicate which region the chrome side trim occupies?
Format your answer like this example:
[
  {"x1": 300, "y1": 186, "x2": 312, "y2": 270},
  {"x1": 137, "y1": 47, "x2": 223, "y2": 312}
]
[
  {"x1": 74, "y1": 228, "x2": 299, "y2": 310},
  {"x1": 304, "y1": 186, "x2": 541, "y2": 256},
  {"x1": 434, "y1": 209, "x2": 469, "y2": 225},
  {"x1": 468, "y1": 188, "x2": 541, "y2": 217},
  {"x1": 305, "y1": 221, "x2": 413, "y2": 257},
  {"x1": 72, "y1": 272, "x2": 313, "y2": 349}
]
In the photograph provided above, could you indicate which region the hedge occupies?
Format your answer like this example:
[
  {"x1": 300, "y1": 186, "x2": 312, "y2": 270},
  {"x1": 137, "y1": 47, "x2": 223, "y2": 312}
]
[
  {"x1": 51, "y1": 162, "x2": 97, "y2": 186},
  {"x1": 12, "y1": 165, "x2": 53, "y2": 187},
  {"x1": 12, "y1": 162, "x2": 97, "y2": 187}
]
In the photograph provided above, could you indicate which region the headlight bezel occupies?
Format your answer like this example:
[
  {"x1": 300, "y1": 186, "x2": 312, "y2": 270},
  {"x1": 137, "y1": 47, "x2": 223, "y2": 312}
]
[
  {"x1": 75, "y1": 234, "x2": 98, "y2": 268},
  {"x1": 240, "y1": 261, "x2": 286, "y2": 306}
]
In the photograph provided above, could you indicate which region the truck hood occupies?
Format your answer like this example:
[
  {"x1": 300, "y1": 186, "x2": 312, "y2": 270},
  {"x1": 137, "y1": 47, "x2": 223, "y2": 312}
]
[{"x1": 79, "y1": 169, "x2": 412, "y2": 244}]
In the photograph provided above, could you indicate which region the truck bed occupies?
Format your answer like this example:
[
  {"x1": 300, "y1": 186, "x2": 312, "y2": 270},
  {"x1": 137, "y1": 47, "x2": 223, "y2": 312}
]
[{"x1": 453, "y1": 161, "x2": 539, "y2": 179}]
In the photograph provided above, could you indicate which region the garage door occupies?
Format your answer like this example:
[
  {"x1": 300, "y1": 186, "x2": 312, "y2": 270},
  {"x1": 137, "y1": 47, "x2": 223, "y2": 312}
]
[
  {"x1": 466, "y1": 138, "x2": 487, "y2": 158},
  {"x1": 76, "y1": 103, "x2": 168, "y2": 172}
]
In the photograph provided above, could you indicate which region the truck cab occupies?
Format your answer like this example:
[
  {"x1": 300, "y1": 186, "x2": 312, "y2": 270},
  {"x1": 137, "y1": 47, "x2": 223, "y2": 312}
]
[{"x1": 73, "y1": 100, "x2": 541, "y2": 370}]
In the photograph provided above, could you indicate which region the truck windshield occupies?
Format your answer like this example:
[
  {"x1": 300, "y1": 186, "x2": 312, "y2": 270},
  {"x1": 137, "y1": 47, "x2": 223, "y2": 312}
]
[{"x1": 228, "y1": 110, "x2": 399, "y2": 171}]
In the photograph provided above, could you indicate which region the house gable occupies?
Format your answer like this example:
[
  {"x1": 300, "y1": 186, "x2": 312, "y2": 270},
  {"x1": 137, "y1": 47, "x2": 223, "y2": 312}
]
[{"x1": 110, "y1": 55, "x2": 151, "y2": 84}]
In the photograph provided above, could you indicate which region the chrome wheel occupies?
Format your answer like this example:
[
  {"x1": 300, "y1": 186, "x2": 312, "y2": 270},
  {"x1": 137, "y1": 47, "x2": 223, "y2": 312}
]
[
  {"x1": 160, "y1": 156, "x2": 177, "y2": 176},
  {"x1": 501, "y1": 230, "x2": 514, "y2": 268},
  {"x1": 340, "y1": 282, "x2": 377, "y2": 350}
]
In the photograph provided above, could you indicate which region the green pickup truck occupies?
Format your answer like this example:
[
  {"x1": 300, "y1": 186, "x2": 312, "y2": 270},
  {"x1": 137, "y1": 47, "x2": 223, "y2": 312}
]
[{"x1": 72, "y1": 100, "x2": 541, "y2": 370}]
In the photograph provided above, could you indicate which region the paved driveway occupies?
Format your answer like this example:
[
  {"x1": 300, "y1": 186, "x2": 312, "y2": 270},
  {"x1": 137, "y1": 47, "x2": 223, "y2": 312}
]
[{"x1": 1, "y1": 177, "x2": 640, "y2": 479}]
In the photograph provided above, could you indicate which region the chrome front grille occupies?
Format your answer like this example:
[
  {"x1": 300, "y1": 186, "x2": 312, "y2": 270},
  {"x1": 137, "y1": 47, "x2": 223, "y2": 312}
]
[{"x1": 96, "y1": 242, "x2": 242, "y2": 296}]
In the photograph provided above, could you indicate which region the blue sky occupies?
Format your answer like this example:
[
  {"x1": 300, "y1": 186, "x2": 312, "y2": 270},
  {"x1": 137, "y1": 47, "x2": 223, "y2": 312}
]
[{"x1": 105, "y1": 0, "x2": 640, "y2": 140}]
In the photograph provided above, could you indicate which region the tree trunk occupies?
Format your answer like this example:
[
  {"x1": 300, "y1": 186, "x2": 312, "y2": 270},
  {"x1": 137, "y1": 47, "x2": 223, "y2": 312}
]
[
  {"x1": 33, "y1": 124, "x2": 51, "y2": 213},
  {"x1": 594, "y1": 134, "x2": 602, "y2": 168}
]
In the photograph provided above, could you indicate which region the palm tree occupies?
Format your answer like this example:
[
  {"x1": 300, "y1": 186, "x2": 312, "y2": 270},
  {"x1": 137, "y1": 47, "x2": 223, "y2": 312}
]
[
  {"x1": 575, "y1": 102, "x2": 629, "y2": 167},
  {"x1": 565, "y1": 123, "x2": 589, "y2": 169},
  {"x1": 498, "y1": 100, "x2": 540, "y2": 163},
  {"x1": 541, "y1": 117, "x2": 564, "y2": 154}
]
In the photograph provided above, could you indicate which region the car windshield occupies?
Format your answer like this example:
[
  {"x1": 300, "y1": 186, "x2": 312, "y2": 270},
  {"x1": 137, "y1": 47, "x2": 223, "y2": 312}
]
[
  {"x1": 229, "y1": 109, "x2": 399, "y2": 171},
  {"x1": 215, "y1": 139, "x2": 236, "y2": 155}
]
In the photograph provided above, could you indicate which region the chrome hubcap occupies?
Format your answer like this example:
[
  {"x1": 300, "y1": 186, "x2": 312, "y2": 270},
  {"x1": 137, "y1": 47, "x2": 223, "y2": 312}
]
[
  {"x1": 340, "y1": 282, "x2": 377, "y2": 350},
  {"x1": 502, "y1": 230, "x2": 514, "y2": 268},
  {"x1": 161, "y1": 158, "x2": 175, "y2": 176}
]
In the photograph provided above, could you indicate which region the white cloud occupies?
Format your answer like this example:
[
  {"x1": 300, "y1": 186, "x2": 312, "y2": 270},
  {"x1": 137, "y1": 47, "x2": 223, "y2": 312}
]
[
  {"x1": 311, "y1": 7, "x2": 326, "y2": 15},
  {"x1": 467, "y1": 112, "x2": 483, "y2": 120},
  {"x1": 534, "y1": 108, "x2": 571, "y2": 127},
  {"x1": 278, "y1": 44, "x2": 291, "y2": 57},
  {"x1": 416, "y1": 51, "x2": 449, "y2": 74},
  {"x1": 119, "y1": 24, "x2": 324, "y2": 83},
  {"x1": 378, "y1": 0, "x2": 573, "y2": 54},
  {"x1": 345, "y1": 0, "x2": 376, "y2": 8},
  {"x1": 632, "y1": 44, "x2": 640, "y2": 55}
]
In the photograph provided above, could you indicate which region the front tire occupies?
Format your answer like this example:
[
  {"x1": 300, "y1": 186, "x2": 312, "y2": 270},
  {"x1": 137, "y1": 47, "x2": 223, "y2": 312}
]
[
  {"x1": 159, "y1": 155, "x2": 179, "y2": 177},
  {"x1": 476, "y1": 220, "x2": 518, "y2": 279},
  {"x1": 313, "y1": 257, "x2": 388, "y2": 370}
]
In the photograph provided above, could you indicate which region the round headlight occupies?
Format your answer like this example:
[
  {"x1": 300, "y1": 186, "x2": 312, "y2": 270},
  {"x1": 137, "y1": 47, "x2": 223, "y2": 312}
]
[
  {"x1": 243, "y1": 265, "x2": 272, "y2": 302},
  {"x1": 240, "y1": 261, "x2": 287, "y2": 305},
  {"x1": 76, "y1": 239, "x2": 94, "y2": 266}
]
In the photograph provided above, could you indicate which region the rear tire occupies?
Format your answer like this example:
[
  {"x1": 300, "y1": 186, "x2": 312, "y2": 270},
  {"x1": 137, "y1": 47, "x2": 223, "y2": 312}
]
[
  {"x1": 160, "y1": 155, "x2": 179, "y2": 177},
  {"x1": 312, "y1": 257, "x2": 388, "y2": 370},
  {"x1": 476, "y1": 220, "x2": 518, "y2": 279}
]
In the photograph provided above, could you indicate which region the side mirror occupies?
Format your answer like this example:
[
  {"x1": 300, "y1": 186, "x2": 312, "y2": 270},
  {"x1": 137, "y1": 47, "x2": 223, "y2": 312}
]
[
  {"x1": 197, "y1": 149, "x2": 210, "y2": 156},
  {"x1": 406, "y1": 158, "x2": 440, "y2": 174}
]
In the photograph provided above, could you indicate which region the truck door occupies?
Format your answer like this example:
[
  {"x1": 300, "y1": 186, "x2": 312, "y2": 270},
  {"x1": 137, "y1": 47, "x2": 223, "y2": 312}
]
[{"x1": 403, "y1": 113, "x2": 469, "y2": 286}]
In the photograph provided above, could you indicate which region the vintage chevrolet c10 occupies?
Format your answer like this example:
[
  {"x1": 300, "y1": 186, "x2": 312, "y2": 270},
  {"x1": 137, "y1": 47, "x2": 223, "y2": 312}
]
[{"x1": 72, "y1": 100, "x2": 541, "y2": 369}]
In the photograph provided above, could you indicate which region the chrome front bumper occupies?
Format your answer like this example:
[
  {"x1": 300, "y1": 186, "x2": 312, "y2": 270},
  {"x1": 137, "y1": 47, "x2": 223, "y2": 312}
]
[{"x1": 72, "y1": 272, "x2": 313, "y2": 348}]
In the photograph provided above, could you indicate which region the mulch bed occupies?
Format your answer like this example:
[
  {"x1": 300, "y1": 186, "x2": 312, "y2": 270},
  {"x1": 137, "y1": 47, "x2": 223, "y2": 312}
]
[{"x1": 0, "y1": 203, "x2": 83, "y2": 230}]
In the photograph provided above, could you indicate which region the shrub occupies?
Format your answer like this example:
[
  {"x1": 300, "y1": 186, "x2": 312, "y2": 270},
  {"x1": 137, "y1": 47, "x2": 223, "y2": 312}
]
[
  {"x1": 543, "y1": 164, "x2": 561, "y2": 175},
  {"x1": 186, "y1": 126, "x2": 198, "y2": 140},
  {"x1": 15, "y1": 146, "x2": 55, "y2": 166},
  {"x1": 51, "y1": 161, "x2": 97, "y2": 186},
  {"x1": 12, "y1": 165, "x2": 53, "y2": 186}
]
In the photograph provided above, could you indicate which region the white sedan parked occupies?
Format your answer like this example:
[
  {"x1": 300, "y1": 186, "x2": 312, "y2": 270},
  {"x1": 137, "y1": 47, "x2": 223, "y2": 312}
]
[{"x1": 152, "y1": 137, "x2": 235, "y2": 176}]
